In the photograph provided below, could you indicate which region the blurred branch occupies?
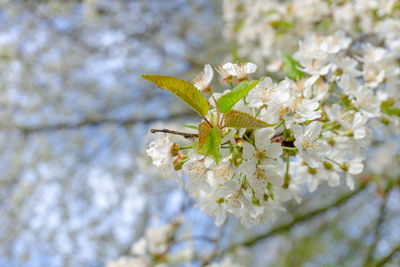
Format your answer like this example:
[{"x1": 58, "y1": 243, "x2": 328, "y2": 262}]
[
  {"x1": 202, "y1": 222, "x2": 226, "y2": 266},
  {"x1": 221, "y1": 183, "x2": 367, "y2": 255},
  {"x1": 8, "y1": 110, "x2": 195, "y2": 134},
  {"x1": 373, "y1": 244, "x2": 400, "y2": 266},
  {"x1": 363, "y1": 186, "x2": 394, "y2": 266}
]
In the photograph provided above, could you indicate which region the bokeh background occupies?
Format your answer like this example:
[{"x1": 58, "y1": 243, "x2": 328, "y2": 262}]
[
  {"x1": 0, "y1": 1, "x2": 399, "y2": 267},
  {"x1": 0, "y1": 0, "x2": 224, "y2": 266}
]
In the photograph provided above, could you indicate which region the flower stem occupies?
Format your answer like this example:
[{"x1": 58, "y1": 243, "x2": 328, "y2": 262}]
[
  {"x1": 282, "y1": 146, "x2": 296, "y2": 151},
  {"x1": 274, "y1": 120, "x2": 285, "y2": 130},
  {"x1": 151, "y1": 128, "x2": 198, "y2": 139}
]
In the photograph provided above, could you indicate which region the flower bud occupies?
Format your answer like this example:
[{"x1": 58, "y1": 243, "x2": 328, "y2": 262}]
[
  {"x1": 323, "y1": 161, "x2": 333, "y2": 170},
  {"x1": 308, "y1": 167, "x2": 317, "y2": 175},
  {"x1": 170, "y1": 142, "x2": 180, "y2": 156},
  {"x1": 173, "y1": 154, "x2": 187, "y2": 170},
  {"x1": 341, "y1": 162, "x2": 349, "y2": 172},
  {"x1": 328, "y1": 137, "x2": 335, "y2": 146}
]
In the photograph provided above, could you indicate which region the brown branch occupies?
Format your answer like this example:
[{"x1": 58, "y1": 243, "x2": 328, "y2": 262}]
[
  {"x1": 220, "y1": 183, "x2": 367, "y2": 255},
  {"x1": 151, "y1": 128, "x2": 198, "y2": 139}
]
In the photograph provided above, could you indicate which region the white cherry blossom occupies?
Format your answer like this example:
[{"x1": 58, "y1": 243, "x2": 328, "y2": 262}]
[{"x1": 294, "y1": 121, "x2": 326, "y2": 168}]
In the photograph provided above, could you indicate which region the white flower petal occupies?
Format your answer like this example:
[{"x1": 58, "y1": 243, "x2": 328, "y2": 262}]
[
  {"x1": 349, "y1": 160, "x2": 364, "y2": 175},
  {"x1": 242, "y1": 142, "x2": 256, "y2": 160},
  {"x1": 215, "y1": 208, "x2": 227, "y2": 226},
  {"x1": 328, "y1": 172, "x2": 340, "y2": 187},
  {"x1": 203, "y1": 64, "x2": 214, "y2": 84},
  {"x1": 346, "y1": 174, "x2": 355, "y2": 190},
  {"x1": 245, "y1": 62, "x2": 257, "y2": 73},
  {"x1": 308, "y1": 121, "x2": 322, "y2": 140},
  {"x1": 222, "y1": 62, "x2": 236, "y2": 76},
  {"x1": 264, "y1": 168, "x2": 283, "y2": 186},
  {"x1": 254, "y1": 128, "x2": 274, "y2": 150},
  {"x1": 266, "y1": 143, "x2": 283, "y2": 159},
  {"x1": 308, "y1": 177, "x2": 319, "y2": 192}
]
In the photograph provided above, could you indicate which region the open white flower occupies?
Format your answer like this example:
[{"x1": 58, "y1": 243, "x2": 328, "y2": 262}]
[
  {"x1": 352, "y1": 112, "x2": 368, "y2": 139},
  {"x1": 193, "y1": 64, "x2": 213, "y2": 93},
  {"x1": 197, "y1": 191, "x2": 228, "y2": 226},
  {"x1": 242, "y1": 128, "x2": 283, "y2": 162},
  {"x1": 247, "y1": 77, "x2": 290, "y2": 109},
  {"x1": 183, "y1": 151, "x2": 213, "y2": 193},
  {"x1": 294, "y1": 121, "x2": 327, "y2": 168},
  {"x1": 352, "y1": 89, "x2": 381, "y2": 118},
  {"x1": 241, "y1": 128, "x2": 284, "y2": 191},
  {"x1": 222, "y1": 62, "x2": 257, "y2": 80},
  {"x1": 147, "y1": 135, "x2": 183, "y2": 187}
]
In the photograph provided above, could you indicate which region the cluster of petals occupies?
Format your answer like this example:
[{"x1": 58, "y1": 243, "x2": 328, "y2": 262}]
[{"x1": 147, "y1": 0, "x2": 400, "y2": 227}]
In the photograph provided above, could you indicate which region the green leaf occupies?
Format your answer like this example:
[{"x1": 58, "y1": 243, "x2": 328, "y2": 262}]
[
  {"x1": 198, "y1": 121, "x2": 212, "y2": 148},
  {"x1": 199, "y1": 127, "x2": 221, "y2": 164},
  {"x1": 224, "y1": 110, "x2": 272, "y2": 129},
  {"x1": 141, "y1": 75, "x2": 209, "y2": 117},
  {"x1": 270, "y1": 20, "x2": 294, "y2": 35},
  {"x1": 381, "y1": 99, "x2": 400, "y2": 117},
  {"x1": 217, "y1": 80, "x2": 260, "y2": 113},
  {"x1": 283, "y1": 53, "x2": 304, "y2": 80},
  {"x1": 382, "y1": 107, "x2": 400, "y2": 116},
  {"x1": 182, "y1": 124, "x2": 198, "y2": 130}
]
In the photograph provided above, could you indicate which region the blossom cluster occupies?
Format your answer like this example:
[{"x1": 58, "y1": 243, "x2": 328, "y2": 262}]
[
  {"x1": 145, "y1": 1, "x2": 400, "y2": 228},
  {"x1": 223, "y1": 0, "x2": 400, "y2": 71}
]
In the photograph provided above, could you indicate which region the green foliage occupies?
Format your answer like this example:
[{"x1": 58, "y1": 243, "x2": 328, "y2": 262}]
[
  {"x1": 182, "y1": 124, "x2": 198, "y2": 130},
  {"x1": 270, "y1": 20, "x2": 294, "y2": 35},
  {"x1": 282, "y1": 53, "x2": 304, "y2": 80},
  {"x1": 141, "y1": 75, "x2": 209, "y2": 117},
  {"x1": 217, "y1": 80, "x2": 260, "y2": 113},
  {"x1": 381, "y1": 100, "x2": 400, "y2": 117},
  {"x1": 199, "y1": 127, "x2": 221, "y2": 164},
  {"x1": 224, "y1": 110, "x2": 272, "y2": 129}
]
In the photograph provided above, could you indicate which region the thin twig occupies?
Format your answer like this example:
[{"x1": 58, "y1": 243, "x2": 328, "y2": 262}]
[
  {"x1": 363, "y1": 184, "x2": 397, "y2": 267},
  {"x1": 151, "y1": 128, "x2": 198, "y2": 139},
  {"x1": 374, "y1": 244, "x2": 400, "y2": 266},
  {"x1": 219, "y1": 183, "x2": 367, "y2": 255},
  {"x1": 362, "y1": 188, "x2": 392, "y2": 266},
  {"x1": 202, "y1": 222, "x2": 226, "y2": 266}
]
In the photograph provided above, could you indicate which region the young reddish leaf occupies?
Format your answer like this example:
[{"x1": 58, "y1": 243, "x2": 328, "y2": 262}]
[
  {"x1": 199, "y1": 127, "x2": 222, "y2": 164},
  {"x1": 224, "y1": 110, "x2": 272, "y2": 129},
  {"x1": 198, "y1": 121, "x2": 212, "y2": 148}
]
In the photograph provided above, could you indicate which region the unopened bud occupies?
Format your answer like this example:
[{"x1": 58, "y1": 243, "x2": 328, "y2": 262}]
[
  {"x1": 224, "y1": 75, "x2": 234, "y2": 85},
  {"x1": 323, "y1": 161, "x2": 333, "y2": 170},
  {"x1": 341, "y1": 162, "x2": 349, "y2": 172},
  {"x1": 381, "y1": 117, "x2": 389, "y2": 125},
  {"x1": 237, "y1": 76, "x2": 248, "y2": 83},
  {"x1": 173, "y1": 154, "x2": 187, "y2": 170},
  {"x1": 236, "y1": 139, "x2": 245, "y2": 148},
  {"x1": 308, "y1": 167, "x2": 317, "y2": 175},
  {"x1": 170, "y1": 142, "x2": 180, "y2": 156},
  {"x1": 203, "y1": 85, "x2": 213, "y2": 95},
  {"x1": 344, "y1": 130, "x2": 353, "y2": 137},
  {"x1": 252, "y1": 198, "x2": 260, "y2": 206},
  {"x1": 328, "y1": 137, "x2": 335, "y2": 146}
]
